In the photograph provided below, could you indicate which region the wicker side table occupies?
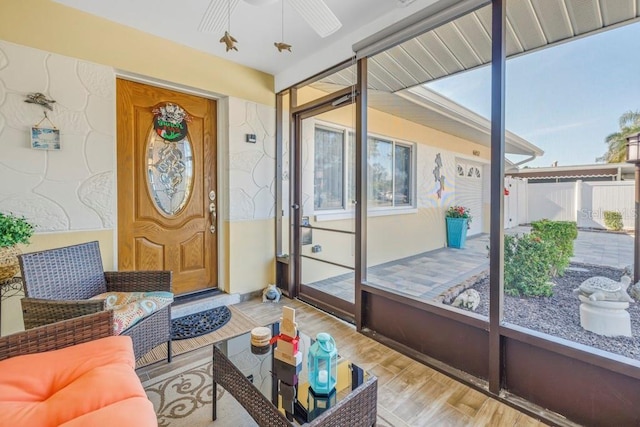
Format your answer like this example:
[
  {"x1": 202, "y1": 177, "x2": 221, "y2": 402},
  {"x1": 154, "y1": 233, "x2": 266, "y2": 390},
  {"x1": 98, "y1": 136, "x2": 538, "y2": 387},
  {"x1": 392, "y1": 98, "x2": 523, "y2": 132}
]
[
  {"x1": 212, "y1": 326, "x2": 378, "y2": 426},
  {"x1": 0, "y1": 277, "x2": 23, "y2": 336}
]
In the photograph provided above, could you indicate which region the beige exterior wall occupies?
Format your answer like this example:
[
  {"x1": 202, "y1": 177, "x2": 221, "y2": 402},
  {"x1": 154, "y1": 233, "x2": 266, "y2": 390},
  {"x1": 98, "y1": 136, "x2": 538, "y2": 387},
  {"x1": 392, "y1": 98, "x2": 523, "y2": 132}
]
[
  {"x1": 1, "y1": 230, "x2": 115, "y2": 336},
  {"x1": 226, "y1": 219, "x2": 276, "y2": 295},
  {"x1": 24, "y1": 230, "x2": 116, "y2": 269},
  {"x1": 0, "y1": 0, "x2": 274, "y2": 106},
  {"x1": 223, "y1": 96, "x2": 277, "y2": 294}
]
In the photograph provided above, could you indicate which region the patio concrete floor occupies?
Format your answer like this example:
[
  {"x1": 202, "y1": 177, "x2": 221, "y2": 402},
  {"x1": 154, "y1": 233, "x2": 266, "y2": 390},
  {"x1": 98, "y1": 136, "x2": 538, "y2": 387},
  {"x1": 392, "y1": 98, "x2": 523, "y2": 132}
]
[{"x1": 306, "y1": 227, "x2": 634, "y2": 305}]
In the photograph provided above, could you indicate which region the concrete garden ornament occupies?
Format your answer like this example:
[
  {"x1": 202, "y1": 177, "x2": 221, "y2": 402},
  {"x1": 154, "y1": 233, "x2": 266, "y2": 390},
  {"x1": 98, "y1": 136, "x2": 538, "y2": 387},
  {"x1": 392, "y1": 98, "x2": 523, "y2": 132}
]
[
  {"x1": 262, "y1": 283, "x2": 282, "y2": 303},
  {"x1": 573, "y1": 276, "x2": 633, "y2": 337},
  {"x1": 572, "y1": 276, "x2": 633, "y2": 302},
  {"x1": 452, "y1": 289, "x2": 480, "y2": 311}
]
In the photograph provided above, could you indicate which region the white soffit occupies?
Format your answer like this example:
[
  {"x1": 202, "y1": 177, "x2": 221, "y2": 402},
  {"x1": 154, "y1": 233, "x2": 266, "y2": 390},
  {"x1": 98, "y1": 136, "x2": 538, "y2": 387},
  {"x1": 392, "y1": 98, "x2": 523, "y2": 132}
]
[
  {"x1": 310, "y1": 81, "x2": 542, "y2": 156},
  {"x1": 377, "y1": 87, "x2": 542, "y2": 156}
]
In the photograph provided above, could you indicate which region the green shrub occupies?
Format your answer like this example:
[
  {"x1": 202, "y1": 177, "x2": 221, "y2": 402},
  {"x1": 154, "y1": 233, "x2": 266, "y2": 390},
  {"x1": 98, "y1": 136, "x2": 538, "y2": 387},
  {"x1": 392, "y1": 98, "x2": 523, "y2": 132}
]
[
  {"x1": 504, "y1": 233, "x2": 555, "y2": 297},
  {"x1": 603, "y1": 211, "x2": 623, "y2": 231},
  {"x1": 530, "y1": 219, "x2": 578, "y2": 276},
  {"x1": 0, "y1": 212, "x2": 34, "y2": 247}
]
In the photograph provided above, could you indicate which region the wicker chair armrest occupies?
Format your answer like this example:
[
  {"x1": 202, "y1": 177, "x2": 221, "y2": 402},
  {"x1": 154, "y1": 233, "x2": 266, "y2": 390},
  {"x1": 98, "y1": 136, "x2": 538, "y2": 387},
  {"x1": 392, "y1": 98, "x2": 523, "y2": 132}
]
[
  {"x1": 0, "y1": 311, "x2": 114, "y2": 361},
  {"x1": 306, "y1": 376, "x2": 378, "y2": 427},
  {"x1": 21, "y1": 297, "x2": 106, "y2": 330},
  {"x1": 105, "y1": 271, "x2": 172, "y2": 293}
]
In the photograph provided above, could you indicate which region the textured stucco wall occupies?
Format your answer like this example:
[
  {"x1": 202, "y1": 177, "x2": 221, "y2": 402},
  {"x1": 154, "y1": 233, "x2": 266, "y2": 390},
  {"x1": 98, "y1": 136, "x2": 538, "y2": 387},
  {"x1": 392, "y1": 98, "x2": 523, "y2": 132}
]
[
  {"x1": 0, "y1": 41, "x2": 115, "y2": 336},
  {"x1": 227, "y1": 97, "x2": 276, "y2": 221},
  {"x1": 0, "y1": 40, "x2": 115, "y2": 232},
  {"x1": 224, "y1": 97, "x2": 277, "y2": 294}
]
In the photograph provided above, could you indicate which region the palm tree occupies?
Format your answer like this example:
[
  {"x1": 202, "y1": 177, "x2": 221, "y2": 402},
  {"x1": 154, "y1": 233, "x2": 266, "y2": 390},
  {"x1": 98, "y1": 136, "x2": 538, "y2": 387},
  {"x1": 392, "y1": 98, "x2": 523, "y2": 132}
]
[{"x1": 598, "y1": 110, "x2": 640, "y2": 163}]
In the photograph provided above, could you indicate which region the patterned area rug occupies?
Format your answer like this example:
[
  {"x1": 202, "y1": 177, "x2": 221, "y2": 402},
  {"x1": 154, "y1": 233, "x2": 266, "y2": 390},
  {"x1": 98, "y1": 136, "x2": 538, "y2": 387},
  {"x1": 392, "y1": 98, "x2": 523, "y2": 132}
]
[
  {"x1": 171, "y1": 306, "x2": 232, "y2": 340},
  {"x1": 142, "y1": 354, "x2": 399, "y2": 426},
  {"x1": 136, "y1": 305, "x2": 258, "y2": 369},
  {"x1": 143, "y1": 355, "x2": 256, "y2": 427}
]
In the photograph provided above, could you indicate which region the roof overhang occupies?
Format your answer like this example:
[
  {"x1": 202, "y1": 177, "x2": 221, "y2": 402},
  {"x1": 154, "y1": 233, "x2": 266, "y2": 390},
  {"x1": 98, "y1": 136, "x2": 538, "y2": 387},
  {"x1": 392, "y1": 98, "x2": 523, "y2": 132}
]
[
  {"x1": 507, "y1": 163, "x2": 635, "y2": 180},
  {"x1": 395, "y1": 86, "x2": 543, "y2": 156},
  {"x1": 354, "y1": 0, "x2": 640, "y2": 92},
  {"x1": 310, "y1": 81, "x2": 544, "y2": 157},
  {"x1": 307, "y1": 1, "x2": 640, "y2": 160}
]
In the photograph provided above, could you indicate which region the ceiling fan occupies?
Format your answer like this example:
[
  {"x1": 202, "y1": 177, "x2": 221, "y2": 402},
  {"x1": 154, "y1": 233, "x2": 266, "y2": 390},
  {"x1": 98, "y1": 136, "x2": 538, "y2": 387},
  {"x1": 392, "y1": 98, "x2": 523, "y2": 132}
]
[{"x1": 198, "y1": 0, "x2": 342, "y2": 39}]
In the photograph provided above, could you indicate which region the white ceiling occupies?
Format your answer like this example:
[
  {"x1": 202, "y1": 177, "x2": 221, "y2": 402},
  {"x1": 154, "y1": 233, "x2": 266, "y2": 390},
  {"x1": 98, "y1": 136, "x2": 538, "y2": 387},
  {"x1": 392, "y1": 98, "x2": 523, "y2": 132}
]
[{"x1": 51, "y1": 0, "x2": 438, "y2": 88}]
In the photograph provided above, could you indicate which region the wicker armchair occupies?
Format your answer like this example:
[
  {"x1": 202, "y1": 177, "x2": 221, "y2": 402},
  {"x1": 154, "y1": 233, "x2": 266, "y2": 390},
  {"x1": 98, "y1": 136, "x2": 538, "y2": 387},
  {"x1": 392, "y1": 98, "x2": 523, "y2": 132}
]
[
  {"x1": 18, "y1": 241, "x2": 172, "y2": 362},
  {"x1": 0, "y1": 311, "x2": 114, "y2": 361}
]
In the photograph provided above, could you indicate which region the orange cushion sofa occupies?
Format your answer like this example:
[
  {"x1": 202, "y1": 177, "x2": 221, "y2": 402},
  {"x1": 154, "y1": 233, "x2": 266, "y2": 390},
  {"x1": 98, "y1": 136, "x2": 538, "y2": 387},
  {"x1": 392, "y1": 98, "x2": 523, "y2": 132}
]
[{"x1": 0, "y1": 311, "x2": 157, "y2": 427}]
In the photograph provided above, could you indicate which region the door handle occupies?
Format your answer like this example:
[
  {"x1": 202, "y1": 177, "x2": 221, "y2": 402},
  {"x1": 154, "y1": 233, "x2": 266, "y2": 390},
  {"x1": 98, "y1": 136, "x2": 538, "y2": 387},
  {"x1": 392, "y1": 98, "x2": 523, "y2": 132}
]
[{"x1": 209, "y1": 202, "x2": 216, "y2": 234}]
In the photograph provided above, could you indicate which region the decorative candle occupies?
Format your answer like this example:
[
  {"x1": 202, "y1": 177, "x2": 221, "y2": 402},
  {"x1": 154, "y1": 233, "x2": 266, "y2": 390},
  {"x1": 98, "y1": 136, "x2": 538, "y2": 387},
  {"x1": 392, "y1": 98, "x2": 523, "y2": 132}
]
[{"x1": 318, "y1": 369, "x2": 328, "y2": 385}]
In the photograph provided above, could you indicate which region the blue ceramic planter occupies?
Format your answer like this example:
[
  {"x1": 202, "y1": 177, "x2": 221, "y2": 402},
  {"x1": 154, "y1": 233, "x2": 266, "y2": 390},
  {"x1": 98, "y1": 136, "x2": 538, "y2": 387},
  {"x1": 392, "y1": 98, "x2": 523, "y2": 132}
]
[{"x1": 446, "y1": 217, "x2": 468, "y2": 248}]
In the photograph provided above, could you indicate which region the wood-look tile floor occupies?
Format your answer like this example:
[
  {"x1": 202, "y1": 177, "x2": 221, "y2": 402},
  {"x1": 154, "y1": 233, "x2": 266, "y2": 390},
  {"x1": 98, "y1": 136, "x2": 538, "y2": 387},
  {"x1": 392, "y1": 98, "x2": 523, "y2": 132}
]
[
  {"x1": 138, "y1": 296, "x2": 553, "y2": 426},
  {"x1": 234, "y1": 297, "x2": 551, "y2": 427}
]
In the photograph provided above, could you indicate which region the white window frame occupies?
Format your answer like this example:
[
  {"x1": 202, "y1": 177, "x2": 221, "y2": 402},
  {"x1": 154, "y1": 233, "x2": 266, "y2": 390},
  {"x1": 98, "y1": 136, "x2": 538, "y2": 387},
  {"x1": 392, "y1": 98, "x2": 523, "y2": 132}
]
[
  {"x1": 367, "y1": 136, "x2": 415, "y2": 211},
  {"x1": 314, "y1": 124, "x2": 348, "y2": 211},
  {"x1": 313, "y1": 120, "x2": 417, "y2": 221}
]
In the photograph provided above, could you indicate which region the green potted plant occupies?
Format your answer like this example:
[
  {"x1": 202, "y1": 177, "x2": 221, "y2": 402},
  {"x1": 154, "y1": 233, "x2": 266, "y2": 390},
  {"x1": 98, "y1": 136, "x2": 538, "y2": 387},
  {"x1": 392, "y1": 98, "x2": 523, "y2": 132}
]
[
  {"x1": 445, "y1": 205, "x2": 472, "y2": 248},
  {"x1": 0, "y1": 212, "x2": 34, "y2": 280}
]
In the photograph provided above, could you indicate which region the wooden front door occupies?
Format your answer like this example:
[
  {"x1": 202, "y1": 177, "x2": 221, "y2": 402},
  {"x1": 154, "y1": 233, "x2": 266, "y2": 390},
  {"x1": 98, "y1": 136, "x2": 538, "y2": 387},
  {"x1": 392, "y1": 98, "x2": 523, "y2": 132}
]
[{"x1": 116, "y1": 79, "x2": 217, "y2": 295}]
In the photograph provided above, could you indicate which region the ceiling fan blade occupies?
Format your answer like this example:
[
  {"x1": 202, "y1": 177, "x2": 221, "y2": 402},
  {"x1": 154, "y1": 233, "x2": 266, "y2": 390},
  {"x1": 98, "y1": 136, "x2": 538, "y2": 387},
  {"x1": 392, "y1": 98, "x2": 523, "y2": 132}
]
[
  {"x1": 288, "y1": 0, "x2": 342, "y2": 38},
  {"x1": 244, "y1": 0, "x2": 278, "y2": 5},
  {"x1": 198, "y1": 0, "x2": 240, "y2": 33}
]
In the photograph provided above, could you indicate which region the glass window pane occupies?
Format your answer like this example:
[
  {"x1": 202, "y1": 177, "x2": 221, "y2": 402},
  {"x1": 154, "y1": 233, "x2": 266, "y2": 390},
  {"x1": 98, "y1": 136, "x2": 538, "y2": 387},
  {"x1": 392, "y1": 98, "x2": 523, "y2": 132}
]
[
  {"x1": 368, "y1": 138, "x2": 393, "y2": 207},
  {"x1": 146, "y1": 130, "x2": 193, "y2": 216},
  {"x1": 394, "y1": 144, "x2": 411, "y2": 206},
  {"x1": 314, "y1": 128, "x2": 344, "y2": 210}
]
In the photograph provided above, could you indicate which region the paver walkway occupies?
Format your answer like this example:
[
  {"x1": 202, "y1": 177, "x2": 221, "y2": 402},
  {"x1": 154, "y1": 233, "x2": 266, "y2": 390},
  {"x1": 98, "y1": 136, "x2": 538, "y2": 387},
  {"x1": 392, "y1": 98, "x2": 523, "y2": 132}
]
[
  {"x1": 307, "y1": 227, "x2": 634, "y2": 304},
  {"x1": 570, "y1": 229, "x2": 633, "y2": 269}
]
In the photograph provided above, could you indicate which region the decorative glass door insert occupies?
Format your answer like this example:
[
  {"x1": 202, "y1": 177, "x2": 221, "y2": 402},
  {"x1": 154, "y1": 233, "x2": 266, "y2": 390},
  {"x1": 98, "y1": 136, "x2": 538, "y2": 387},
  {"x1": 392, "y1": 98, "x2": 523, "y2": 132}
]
[{"x1": 146, "y1": 130, "x2": 194, "y2": 215}]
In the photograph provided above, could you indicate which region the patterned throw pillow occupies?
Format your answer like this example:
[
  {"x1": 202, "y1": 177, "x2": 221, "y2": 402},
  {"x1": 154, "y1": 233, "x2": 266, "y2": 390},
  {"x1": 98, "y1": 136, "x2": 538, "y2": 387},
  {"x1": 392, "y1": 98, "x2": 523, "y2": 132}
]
[{"x1": 90, "y1": 291, "x2": 174, "y2": 335}]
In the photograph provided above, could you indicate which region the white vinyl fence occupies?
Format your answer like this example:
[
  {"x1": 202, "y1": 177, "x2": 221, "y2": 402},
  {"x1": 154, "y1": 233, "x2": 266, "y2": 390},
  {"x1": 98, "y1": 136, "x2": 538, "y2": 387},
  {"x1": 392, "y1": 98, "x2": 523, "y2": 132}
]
[
  {"x1": 522, "y1": 180, "x2": 635, "y2": 230},
  {"x1": 504, "y1": 177, "x2": 527, "y2": 229}
]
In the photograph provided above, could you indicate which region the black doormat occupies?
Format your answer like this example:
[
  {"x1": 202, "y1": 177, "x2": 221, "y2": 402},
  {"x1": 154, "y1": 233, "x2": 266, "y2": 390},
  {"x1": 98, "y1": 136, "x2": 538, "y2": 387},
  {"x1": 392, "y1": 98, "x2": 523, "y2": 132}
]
[{"x1": 171, "y1": 306, "x2": 232, "y2": 340}]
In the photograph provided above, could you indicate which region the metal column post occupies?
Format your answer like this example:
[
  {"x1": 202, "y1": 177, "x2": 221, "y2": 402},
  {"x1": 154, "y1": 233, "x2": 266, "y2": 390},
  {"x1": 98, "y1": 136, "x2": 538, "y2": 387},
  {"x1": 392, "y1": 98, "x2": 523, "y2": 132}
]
[
  {"x1": 489, "y1": 0, "x2": 506, "y2": 395},
  {"x1": 635, "y1": 164, "x2": 640, "y2": 284}
]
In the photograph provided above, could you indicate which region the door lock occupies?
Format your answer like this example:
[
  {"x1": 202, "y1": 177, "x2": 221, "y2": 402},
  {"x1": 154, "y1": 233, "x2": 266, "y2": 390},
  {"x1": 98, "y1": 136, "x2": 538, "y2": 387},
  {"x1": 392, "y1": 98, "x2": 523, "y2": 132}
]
[{"x1": 209, "y1": 202, "x2": 216, "y2": 234}]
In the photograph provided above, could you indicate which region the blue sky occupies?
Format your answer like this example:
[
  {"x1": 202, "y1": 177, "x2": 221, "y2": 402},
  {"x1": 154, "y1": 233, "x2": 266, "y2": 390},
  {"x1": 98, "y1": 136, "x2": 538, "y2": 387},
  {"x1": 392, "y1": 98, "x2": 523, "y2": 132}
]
[{"x1": 427, "y1": 20, "x2": 640, "y2": 167}]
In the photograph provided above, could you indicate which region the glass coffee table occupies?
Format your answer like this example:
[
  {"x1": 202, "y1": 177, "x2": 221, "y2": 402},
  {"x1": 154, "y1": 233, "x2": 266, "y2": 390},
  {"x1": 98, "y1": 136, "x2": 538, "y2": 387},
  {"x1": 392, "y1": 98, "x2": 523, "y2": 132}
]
[{"x1": 212, "y1": 323, "x2": 377, "y2": 426}]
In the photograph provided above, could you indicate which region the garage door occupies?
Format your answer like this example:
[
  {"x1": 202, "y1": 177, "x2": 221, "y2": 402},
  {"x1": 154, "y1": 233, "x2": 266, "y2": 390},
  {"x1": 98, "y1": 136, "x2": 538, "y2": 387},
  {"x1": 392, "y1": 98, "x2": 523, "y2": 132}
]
[{"x1": 455, "y1": 160, "x2": 484, "y2": 236}]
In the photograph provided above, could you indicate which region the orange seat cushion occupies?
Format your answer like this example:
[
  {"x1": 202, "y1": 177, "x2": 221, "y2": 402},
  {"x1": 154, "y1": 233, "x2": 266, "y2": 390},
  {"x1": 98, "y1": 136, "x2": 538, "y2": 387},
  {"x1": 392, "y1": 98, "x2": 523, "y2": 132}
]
[{"x1": 0, "y1": 336, "x2": 156, "y2": 427}]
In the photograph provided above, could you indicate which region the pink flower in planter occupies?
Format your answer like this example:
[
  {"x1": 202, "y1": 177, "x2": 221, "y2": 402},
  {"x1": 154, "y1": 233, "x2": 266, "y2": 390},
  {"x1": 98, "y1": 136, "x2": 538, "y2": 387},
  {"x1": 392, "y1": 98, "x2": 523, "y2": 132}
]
[{"x1": 445, "y1": 205, "x2": 473, "y2": 225}]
